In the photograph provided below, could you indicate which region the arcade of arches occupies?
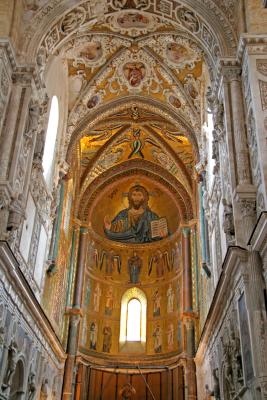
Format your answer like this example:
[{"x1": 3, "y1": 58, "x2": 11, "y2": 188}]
[{"x1": 0, "y1": 1, "x2": 267, "y2": 399}]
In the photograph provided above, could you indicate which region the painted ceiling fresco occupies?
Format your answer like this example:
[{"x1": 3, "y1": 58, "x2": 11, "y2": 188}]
[{"x1": 24, "y1": 0, "x2": 234, "y2": 230}]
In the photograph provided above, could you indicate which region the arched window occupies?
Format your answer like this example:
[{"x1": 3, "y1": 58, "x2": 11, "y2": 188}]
[
  {"x1": 127, "y1": 298, "x2": 141, "y2": 341},
  {"x1": 120, "y1": 287, "x2": 147, "y2": 351},
  {"x1": 42, "y1": 96, "x2": 59, "y2": 183}
]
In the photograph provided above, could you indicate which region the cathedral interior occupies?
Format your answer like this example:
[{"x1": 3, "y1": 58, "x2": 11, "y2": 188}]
[{"x1": 0, "y1": 0, "x2": 267, "y2": 399}]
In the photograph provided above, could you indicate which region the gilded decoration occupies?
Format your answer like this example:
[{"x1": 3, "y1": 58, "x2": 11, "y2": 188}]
[
  {"x1": 89, "y1": 177, "x2": 180, "y2": 240},
  {"x1": 79, "y1": 122, "x2": 193, "y2": 197},
  {"x1": 80, "y1": 165, "x2": 194, "y2": 223},
  {"x1": 81, "y1": 222, "x2": 185, "y2": 356}
]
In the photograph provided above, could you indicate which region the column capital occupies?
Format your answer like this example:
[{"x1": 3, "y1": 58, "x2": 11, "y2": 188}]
[
  {"x1": 80, "y1": 226, "x2": 89, "y2": 234},
  {"x1": 182, "y1": 227, "x2": 191, "y2": 237}
]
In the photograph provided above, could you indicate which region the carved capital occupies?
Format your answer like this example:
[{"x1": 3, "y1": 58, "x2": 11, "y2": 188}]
[
  {"x1": 222, "y1": 67, "x2": 242, "y2": 83},
  {"x1": 12, "y1": 70, "x2": 33, "y2": 86},
  {"x1": 239, "y1": 199, "x2": 256, "y2": 218}
]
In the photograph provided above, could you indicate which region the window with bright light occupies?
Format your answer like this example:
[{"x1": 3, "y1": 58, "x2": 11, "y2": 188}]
[
  {"x1": 42, "y1": 96, "x2": 59, "y2": 183},
  {"x1": 119, "y1": 287, "x2": 147, "y2": 348},
  {"x1": 126, "y1": 298, "x2": 141, "y2": 341}
]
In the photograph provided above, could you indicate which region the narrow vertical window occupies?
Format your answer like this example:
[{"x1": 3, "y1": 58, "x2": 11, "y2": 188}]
[
  {"x1": 127, "y1": 298, "x2": 141, "y2": 341},
  {"x1": 42, "y1": 96, "x2": 59, "y2": 183}
]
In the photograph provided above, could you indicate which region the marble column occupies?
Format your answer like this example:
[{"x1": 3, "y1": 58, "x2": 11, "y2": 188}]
[
  {"x1": 182, "y1": 227, "x2": 193, "y2": 312},
  {"x1": 62, "y1": 226, "x2": 88, "y2": 400}
]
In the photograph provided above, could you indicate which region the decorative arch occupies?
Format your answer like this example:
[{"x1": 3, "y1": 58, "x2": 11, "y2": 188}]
[
  {"x1": 80, "y1": 121, "x2": 193, "y2": 198},
  {"x1": 79, "y1": 161, "x2": 194, "y2": 223},
  {"x1": 22, "y1": 0, "x2": 237, "y2": 64},
  {"x1": 65, "y1": 96, "x2": 200, "y2": 163},
  {"x1": 119, "y1": 287, "x2": 147, "y2": 347}
]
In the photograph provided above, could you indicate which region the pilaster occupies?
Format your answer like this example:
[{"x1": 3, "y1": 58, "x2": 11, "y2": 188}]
[{"x1": 220, "y1": 59, "x2": 257, "y2": 246}]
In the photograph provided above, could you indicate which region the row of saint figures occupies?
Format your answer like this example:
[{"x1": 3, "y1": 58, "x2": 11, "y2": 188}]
[
  {"x1": 87, "y1": 241, "x2": 182, "y2": 282},
  {"x1": 85, "y1": 319, "x2": 183, "y2": 354},
  {"x1": 87, "y1": 283, "x2": 181, "y2": 315}
]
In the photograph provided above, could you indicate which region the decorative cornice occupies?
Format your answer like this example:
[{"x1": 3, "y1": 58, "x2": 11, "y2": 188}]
[
  {"x1": 248, "y1": 212, "x2": 267, "y2": 256},
  {"x1": 0, "y1": 39, "x2": 43, "y2": 90},
  {"x1": 237, "y1": 34, "x2": 267, "y2": 63}
]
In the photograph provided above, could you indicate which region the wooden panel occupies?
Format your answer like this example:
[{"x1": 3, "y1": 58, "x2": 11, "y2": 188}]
[
  {"x1": 147, "y1": 373, "x2": 161, "y2": 400},
  {"x1": 88, "y1": 369, "x2": 96, "y2": 399},
  {"x1": 102, "y1": 371, "x2": 116, "y2": 400},
  {"x1": 161, "y1": 371, "x2": 168, "y2": 400},
  {"x1": 173, "y1": 367, "x2": 179, "y2": 400},
  {"x1": 117, "y1": 373, "x2": 130, "y2": 398},
  {"x1": 92, "y1": 369, "x2": 103, "y2": 399},
  {"x1": 177, "y1": 366, "x2": 185, "y2": 400},
  {"x1": 132, "y1": 373, "x2": 146, "y2": 400}
]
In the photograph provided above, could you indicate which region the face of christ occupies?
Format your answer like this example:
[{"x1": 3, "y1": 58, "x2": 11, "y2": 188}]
[{"x1": 129, "y1": 189, "x2": 145, "y2": 210}]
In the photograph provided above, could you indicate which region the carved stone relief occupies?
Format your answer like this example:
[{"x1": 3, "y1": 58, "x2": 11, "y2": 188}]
[
  {"x1": 259, "y1": 80, "x2": 267, "y2": 110},
  {"x1": 0, "y1": 47, "x2": 12, "y2": 131},
  {"x1": 256, "y1": 59, "x2": 267, "y2": 77}
]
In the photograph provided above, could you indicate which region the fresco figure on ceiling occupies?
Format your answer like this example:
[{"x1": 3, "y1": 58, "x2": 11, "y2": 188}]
[
  {"x1": 117, "y1": 13, "x2": 149, "y2": 28},
  {"x1": 167, "y1": 43, "x2": 189, "y2": 64},
  {"x1": 128, "y1": 252, "x2": 142, "y2": 283},
  {"x1": 169, "y1": 94, "x2": 182, "y2": 109},
  {"x1": 89, "y1": 321, "x2": 98, "y2": 350},
  {"x1": 104, "y1": 184, "x2": 168, "y2": 243},
  {"x1": 87, "y1": 95, "x2": 99, "y2": 109},
  {"x1": 79, "y1": 41, "x2": 102, "y2": 62},
  {"x1": 123, "y1": 62, "x2": 145, "y2": 87}
]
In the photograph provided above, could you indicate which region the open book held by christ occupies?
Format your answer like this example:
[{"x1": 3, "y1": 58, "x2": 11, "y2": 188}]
[{"x1": 150, "y1": 217, "x2": 168, "y2": 239}]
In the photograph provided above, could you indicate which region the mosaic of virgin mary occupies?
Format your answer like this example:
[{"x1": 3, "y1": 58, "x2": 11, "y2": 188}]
[{"x1": 104, "y1": 185, "x2": 168, "y2": 243}]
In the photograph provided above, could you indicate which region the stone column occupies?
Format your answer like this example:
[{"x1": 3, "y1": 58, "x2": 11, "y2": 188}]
[
  {"x1": 185, "y1": 318, "x2": 195, "y2": 357},
  {"x1": 221, "y1": 63, "x2": 257, "y2": 246},
  {"x1": 182, "y1": 227, "x2": 193, "y2": 312},
  {"x1": 185, "y1": 359, "x2": 197, "y2": 400},
  {"x1": 62, "y1": 226, "x2": 88, "y2": 400}
]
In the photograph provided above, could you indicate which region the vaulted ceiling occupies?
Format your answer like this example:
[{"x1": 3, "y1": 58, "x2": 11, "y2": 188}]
[{"x1": 19, "y1": 0, "x2": 239, "y2": 222}]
